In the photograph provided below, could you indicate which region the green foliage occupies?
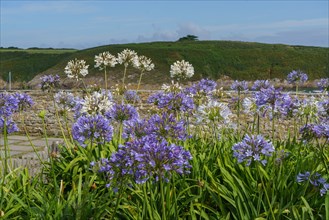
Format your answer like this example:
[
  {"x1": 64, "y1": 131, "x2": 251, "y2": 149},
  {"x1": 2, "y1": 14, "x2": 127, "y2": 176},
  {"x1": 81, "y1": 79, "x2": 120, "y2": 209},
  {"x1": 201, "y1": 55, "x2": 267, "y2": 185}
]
[
  {"x1": 1, "y1": 41, "x2": 328, "y2": 83},
  {"x1": 0, "y1": 49, "x2": 76, "y2": 82},
  {"x1": 178, "y1": 35, "x2": 199, "y2": 42}
]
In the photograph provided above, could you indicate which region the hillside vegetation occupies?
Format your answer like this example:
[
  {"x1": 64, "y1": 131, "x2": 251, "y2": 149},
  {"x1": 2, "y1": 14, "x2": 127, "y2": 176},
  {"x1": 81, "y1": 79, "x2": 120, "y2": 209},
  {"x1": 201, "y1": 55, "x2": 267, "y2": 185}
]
[
  {"x1": 0, "y1": 48, "x2": 76, "y2": 82},
  {"x1": 1, "y1": 41, "x2": 328, "y2": 84}
]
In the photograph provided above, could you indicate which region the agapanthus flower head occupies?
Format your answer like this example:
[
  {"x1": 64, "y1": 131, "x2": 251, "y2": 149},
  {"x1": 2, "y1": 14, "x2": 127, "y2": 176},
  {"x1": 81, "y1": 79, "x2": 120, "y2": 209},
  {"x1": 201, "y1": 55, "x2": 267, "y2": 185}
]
[
  {"x1": 197, "y1": 100, "x2": 232, "y2": 125},
  {"x1": 317, "y1": 78, "x2": 329, "y2": 92},
  {"x1": 72, "y1": 114, "x2": 113, "y2": 147},
  {"x1": 243, "y1": 97, "x2": 258, "y2": 115},
  {"x1": 133, "y1": 55, "x2": 155, "y2": 72},
  {"x1": 232, "y1": 134, "x2": 275, "y2": 166},
  {"x1": 13, "y1": 92, "x2": 34, "y2": 111},
  {"x1": 0, "y1": 117, "x2": 19, "y2": 134},
  {"x1": 210, "y1": 87, "x2": 225, "y2": 100},
  {"x1": 54, "y1": 91, "x2": 77, "y2": 113},
  {"x1": 124, "y1": 90, "x2": 141, "y2": 104},
  {"x1": 122, "y1": 118, "x2": 148, "y2": 139},
  {"x1": 80, "y1": 89, "x2": 114, "y2": 116},
  {"x1": 317, "y1": 97, "x2": 329, "y2": 121},
  {"x1": 161, "y1": 81, "x2": 183, "y2": 93},
  {"x1": 148, "y1": 91, "x2": 194, "y2": 113},
  {"x1": 296, "y1": 96, "x2": 319, "y2": 121},
  {"x1": 251, "y1": 80, "x2": 273, "y2": 91},
  {"x1": 300, "y1": 123, "x2": 329, "y2": 142},
  {"x1": 297, "y1": 171, "x2": 329, "y2": 196},
  {"x1": 146, "y1": 113, "x2": 188, "y2": 141},
  {"x1": 287, "y1": 70, "x2": 308, "y2": 84},
  {"x1": 185, "y1": 78, "x2": 217, "y2": 95},
  {"x1": 105, "y1": 103, "x2": 139, "y2": 124},
  {"x1": 274, "y1": 93, "x2": 300, "y2": 119},
  {"x1": 0, "y1": 92, "x2": 19, "y2": 117},
  {"x1": 117, "y1": 49, "x2": 138, "y2": 67},
  {"x1": 98, "y1": 134, "x2": 192, "y2": 186},
  {"x1": 64, "y1": 58, "x2": 89, "y2": 80},
  {"x1": 170, "y1": 60, "x2": 194, "y2": 80},
  {"x1": 254, "y1": 86, "x2": 282, "y2": 107},
  {"x1": 94, "y1": 51, "x2": 117, "y2": 70},
  {"x1": 231, "y1": 80, "x2": 249, "y2": 92},
  {"x1": 40, "y1": 74, "x2": 60, "y2": 92}
]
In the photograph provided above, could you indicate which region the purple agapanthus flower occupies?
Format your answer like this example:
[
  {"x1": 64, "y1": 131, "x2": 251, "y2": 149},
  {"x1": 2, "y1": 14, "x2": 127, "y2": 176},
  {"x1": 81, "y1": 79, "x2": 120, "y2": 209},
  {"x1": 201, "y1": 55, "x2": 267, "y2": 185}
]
[
  {"x1": 0, "y1": 92, "x2": 19, "y2": 117},
  {"x1": 72, "y1": 114, "x2": 113, "y2": 147},
  {"x1": 300, "y1": 123, "x2": 329, "y2": 141},
  {"x1": 317, "y1": 98, "x2": 329, "y2": 122},
  {"x1": 54, "y1": 91, "x2": 77, "y2": 113},
  {"x1": 231, "y1": 80, "x2": 249, "y2": 92},
  {"x1": 275, "y1": 94, "x2": 300, "y2": 118},
  {"x1": 98, "y1": 134, "x2": 192, "y2": 187},
  {"x1": 184, "y1": 78, "x2": 217, "y2": 95},
  {"x1": 287, "y1": 70, "x2": 308, "y2": 84},
  {"x1": 254, "y1": 87, "x2": 283, "y2": 107},
  {"x1": 122, "y1": 118, "x2": 148, "y2": 140},
  {"x1": 40, "y1": 74, "x2": 60, "y2": 92},
  {"x1": 297, "y1": 171, "x2": 329, "y2": 196},
  {"x1": 146, "y1": 113, "x2": 188, "y2": 141},
  {"x1": 148, "y1": 91, "x2": 194, "y2": 113},
  {"x1": 317, "y1": 78, "x2": 329, "y2": 92},
  {"x1": 251, "y1": 80, "x2": 273, "y2": 91},
  {"x1": 232, "y1": 134, "x2": 275, "y2": 166},
  {"x1": 105, "y1": 103, "x2": 139, "y2": 124},
  {"x1": 0, "y1": 117, "x2": 19, "y2": 134},
  {"x1": 13, "y1": 92, "x2": 34, "y2": 111},
  {"x1": 124, "y1": 90, "x2": 140, "y2": 104}
]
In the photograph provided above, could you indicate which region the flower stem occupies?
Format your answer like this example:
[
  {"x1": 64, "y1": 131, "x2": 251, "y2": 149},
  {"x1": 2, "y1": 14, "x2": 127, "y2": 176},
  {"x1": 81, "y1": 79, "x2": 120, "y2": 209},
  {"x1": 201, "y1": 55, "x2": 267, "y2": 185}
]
[
  {"x1": 257, "y1": 165, "x2": 276, "y2": 220},
  {"x1": 110, "y1": 182, "x2": 124, "y2": 220},
  {"x1": 159, "y1": 176, "x2": 167, "y2": 220},
  {"x1": 143, "y1": 183, "x2": 154, "y2": 220},
  {"x1": 2, "y1": 119, "x2": 9, "y2": 176},
  {"x1": 104, "y1": 66, "x2": 108, "y2": 91},
  {"x1": 134, "y1": 70, "x2": 144, "y2": 105}
]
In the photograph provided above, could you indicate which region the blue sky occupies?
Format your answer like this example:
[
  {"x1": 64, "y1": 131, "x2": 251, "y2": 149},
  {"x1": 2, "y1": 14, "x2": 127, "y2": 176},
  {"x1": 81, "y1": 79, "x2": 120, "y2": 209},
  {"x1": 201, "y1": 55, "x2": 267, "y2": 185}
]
[{"x1": 1, "y1": 0, "x2": 328, "y2": 49}]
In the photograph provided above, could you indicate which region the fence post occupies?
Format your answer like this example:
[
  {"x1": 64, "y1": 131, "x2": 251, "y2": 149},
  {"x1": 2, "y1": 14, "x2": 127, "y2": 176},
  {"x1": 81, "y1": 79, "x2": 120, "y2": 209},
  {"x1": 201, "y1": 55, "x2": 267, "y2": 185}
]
[{"x1": 8, "y1": 72, "x2": 12, "y2": 90}]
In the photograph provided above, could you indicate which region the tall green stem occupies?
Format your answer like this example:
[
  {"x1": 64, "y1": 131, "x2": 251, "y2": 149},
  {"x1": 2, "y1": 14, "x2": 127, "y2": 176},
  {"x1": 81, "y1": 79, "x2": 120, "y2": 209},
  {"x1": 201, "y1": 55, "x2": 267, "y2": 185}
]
[
  {"x1": 237, "y1": 90, "x2": 241, "y2": 138},
  {"x1": 104, "y1": 66, "x2": 108, "y2": 91},
  {"x1": 159, "y1": 176, "x2": 167, "y2": 220},
  {"x1": 110, "y1": 182, "x2": 124, "y2": 220},
  {"x1": 143, "y1": 183, "x2": 154, "y2": 220},
  {"x1": 271, "y1": 106, "x2": 275, "y2": 142},
  {"x1": 257, "y1": 165, "x2": 276, "y2": 219},
  {"x1": 122, "y1": 65, "x2": 128, "y2": 89},
  {"x1": 134, "y1": 70, "x2": 144, "y2": 105},
  {"x1": 2, "y1": 119, "x2": 9, "y2": 176}
]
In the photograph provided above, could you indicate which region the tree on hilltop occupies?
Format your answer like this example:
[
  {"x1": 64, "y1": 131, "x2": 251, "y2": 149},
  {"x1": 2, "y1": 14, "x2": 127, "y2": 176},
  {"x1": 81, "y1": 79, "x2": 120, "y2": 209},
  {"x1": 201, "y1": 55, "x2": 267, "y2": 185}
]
[{"x1": 178, "y1": 35, "x2": 199, "y2": 42}]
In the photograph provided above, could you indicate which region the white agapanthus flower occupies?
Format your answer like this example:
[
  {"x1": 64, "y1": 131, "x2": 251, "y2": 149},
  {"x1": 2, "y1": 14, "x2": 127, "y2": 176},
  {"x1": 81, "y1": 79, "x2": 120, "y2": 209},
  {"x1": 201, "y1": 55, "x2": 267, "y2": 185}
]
[
  {"x1": 161, "y1": 81, "x2": 183, "y2": 93},
  {"x1": 64, "y1": 58, "x2": 89, "y2": 80},
  {"x1": 170, "y1": 60, "x2": 194, "y2": 80},
  {"x1": 81, "y1": 90, "x2": 113, "y2": 115},
  {"x1": 243, "y1": 97, "x2": 258, "y2": 115},
  {"x1": 94, "y1": 51, "x2": 117, "y2": 70},
  {"x1": 296, "y1": 96, "x2": 319, "y2": 122},
  {"x1": 133, "y1": 55, "x2": 155, "y2": 72},
  {"x1": 117, "y1": 49, "x2": 138, "y2": 67},
  {"x1": 197, "y1": 100, "x2": 232, "y2": 125},
  {"x1": 54, "y1": 90, "x2": 76, "y2": 112}
]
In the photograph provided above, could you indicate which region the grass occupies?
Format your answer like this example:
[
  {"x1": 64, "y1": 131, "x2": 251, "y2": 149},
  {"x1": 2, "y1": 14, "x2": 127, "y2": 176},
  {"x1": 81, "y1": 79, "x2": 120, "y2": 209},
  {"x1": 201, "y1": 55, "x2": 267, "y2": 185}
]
[
  {"x1": 0, "y1": 41, "x2": 328, "y2": 85},
  {"x1": 0, "y1": 48, "x2": 77, "y2": 54}
]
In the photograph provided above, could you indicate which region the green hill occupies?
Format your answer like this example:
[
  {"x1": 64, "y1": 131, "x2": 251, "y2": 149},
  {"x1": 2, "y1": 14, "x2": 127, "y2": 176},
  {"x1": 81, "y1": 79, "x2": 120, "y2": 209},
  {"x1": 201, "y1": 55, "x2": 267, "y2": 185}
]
[{"x1": 1, "y1": 41, "x2": 328, "y2": 85}]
